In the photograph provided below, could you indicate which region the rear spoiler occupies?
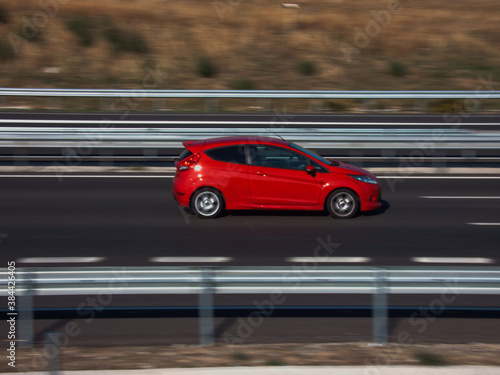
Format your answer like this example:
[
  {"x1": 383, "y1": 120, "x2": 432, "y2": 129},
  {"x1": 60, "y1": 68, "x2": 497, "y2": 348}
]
[{"x1": 182, "y1": 140, "x2": 205, "y2": 154}]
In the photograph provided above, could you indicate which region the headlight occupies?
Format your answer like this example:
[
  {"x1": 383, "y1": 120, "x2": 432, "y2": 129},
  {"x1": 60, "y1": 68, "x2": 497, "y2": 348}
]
[{"x1": 349, "y1": 174, "x2": 378, "y2": 184}]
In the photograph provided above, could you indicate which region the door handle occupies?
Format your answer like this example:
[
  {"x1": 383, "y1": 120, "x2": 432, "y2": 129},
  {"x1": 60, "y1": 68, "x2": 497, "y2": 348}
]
[{"x1": 254, "y1": 171, "x2": 266, "y2": 176}]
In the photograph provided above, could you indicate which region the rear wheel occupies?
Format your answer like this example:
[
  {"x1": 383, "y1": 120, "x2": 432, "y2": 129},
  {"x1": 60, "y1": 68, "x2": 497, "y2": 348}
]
[
  {"x1": 191, "y1": 188, "x2": 225, "y2": 219},
  {"x1": 326, "y1": 189, "x2": 359, "y2": 219}
]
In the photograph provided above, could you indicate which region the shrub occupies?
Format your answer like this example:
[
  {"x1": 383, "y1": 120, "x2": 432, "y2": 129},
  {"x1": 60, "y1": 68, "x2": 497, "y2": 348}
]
[
  {"x1": 430, "y1": 99, "x2": 466, "y2": 113},
  {"x1": 66, "y1": 17, "x2": 95, "y2": 47},
  {"x1": 298, "y1": 60, "x2": 317, "y2": 76},
  {"x1": 18, "y1": 24, "x2": 43, "y2": 42},
  {"x1": 326, "y1": 101, "x2": 347, "y2": 112},
  {"x1": 0, "y1": 4, "x2": 8, "y2": 23},
  {"x1": 414, "y1": 351, "x2": 448, "y2": 366},
  {"x1": 231, "y1": 351, "x2": 251, "y2": 361},
  {"x1": 229, "y1": 77, "x2": 256, "y2": 90},
  {"x1": 0, "y1": 39, "x2": 15, "y2": 61},
  {"x1": 264, "y1": 359, "x2": 285, "y2": 366},
  {"x1": 390, "y1": 61, "x2": 407, "y2": 77},
  {"x1": 197, "y1": 56, "x2": 217, "y2": 78},
  {"x1": 102, "y1": 22, "x2": 148, "y2": 54}
]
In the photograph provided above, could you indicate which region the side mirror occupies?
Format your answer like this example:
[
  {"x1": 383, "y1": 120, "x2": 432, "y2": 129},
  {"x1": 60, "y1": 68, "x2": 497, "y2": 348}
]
[{"x1": 305, "y1": 165, "x2": 316, "y2": 174}]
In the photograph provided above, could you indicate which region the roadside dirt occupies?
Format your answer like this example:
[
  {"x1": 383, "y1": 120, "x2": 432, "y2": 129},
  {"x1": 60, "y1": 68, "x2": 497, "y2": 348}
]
[{"x1": 4, "y1": 343, "x2": 500, "y2": 372}]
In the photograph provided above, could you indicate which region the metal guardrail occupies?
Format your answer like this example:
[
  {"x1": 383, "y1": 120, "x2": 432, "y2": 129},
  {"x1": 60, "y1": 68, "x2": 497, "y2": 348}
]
[
  {"x1": 6, "y1": 266, "x2": 500, "y2": 347},
  {"x1": 2, "y1": 127, "x2": 500, "y2": 151},
  {"x1": 9, "y1": 266, "x2": 500, "y2": 295},
  {"x1": 1, "y1": 88, "x2": 500, "y2": 99}
]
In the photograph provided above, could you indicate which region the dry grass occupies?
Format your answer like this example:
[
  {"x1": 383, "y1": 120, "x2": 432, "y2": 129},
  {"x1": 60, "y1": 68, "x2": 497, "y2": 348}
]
[
  {"x1": 0, "y1": 0, "x2": 499, "y2": 107},
  {"x1": 3, "y1": 342, "x2": 500, "y2": 371}
]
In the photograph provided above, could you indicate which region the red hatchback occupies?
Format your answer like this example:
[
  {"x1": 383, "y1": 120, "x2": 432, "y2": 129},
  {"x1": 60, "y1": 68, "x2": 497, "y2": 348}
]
[{"x1": 173, "y1": 136, "x2": 381, "y2": 219}]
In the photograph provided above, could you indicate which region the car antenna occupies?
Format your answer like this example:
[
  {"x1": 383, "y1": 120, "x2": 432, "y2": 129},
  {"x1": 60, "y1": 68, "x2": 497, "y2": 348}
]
[{"x1": 265, "y1": 128, "x2": 286, "y2": 141}]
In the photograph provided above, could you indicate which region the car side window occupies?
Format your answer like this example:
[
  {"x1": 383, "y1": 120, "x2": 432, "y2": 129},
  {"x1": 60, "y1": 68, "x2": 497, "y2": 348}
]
[
  {"x1": 251, "y1": 145, "x2": 309, "y2": 171},
  {"x1": 205, "y1": 145, "x2": 247, "y2": 164}
]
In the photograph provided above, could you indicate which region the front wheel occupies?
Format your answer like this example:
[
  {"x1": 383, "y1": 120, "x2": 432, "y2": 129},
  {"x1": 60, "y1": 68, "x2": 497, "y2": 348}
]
[
  {"x1": 326, "y1": 189, "x2": 359, "y2": 219},
  {"x1": 191, "y1": 188, "x2": 225, "y2": 219}
]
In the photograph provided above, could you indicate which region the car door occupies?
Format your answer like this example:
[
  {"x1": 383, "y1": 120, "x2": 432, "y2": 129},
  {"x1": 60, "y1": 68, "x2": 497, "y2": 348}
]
[
  {"x1": 247, "y1": 144, "x2": 323, "y2": 206},
  {"x1": 203, "y1": 145, "x2": 250, "y2": 206}
]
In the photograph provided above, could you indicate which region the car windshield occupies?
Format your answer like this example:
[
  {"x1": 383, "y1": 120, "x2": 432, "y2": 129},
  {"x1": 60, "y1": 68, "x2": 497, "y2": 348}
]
[{"x1": 288, "y1": 142, "x2": 333, "y2": 166}]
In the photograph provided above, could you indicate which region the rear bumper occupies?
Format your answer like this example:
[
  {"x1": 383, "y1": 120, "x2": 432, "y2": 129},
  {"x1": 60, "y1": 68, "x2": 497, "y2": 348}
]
[
  {"x1": 173, "y1": 174, "x2": 191, "y2": 207},
  {"x1": 173, "y1": 189, "x2": 190, "y2": 207}
]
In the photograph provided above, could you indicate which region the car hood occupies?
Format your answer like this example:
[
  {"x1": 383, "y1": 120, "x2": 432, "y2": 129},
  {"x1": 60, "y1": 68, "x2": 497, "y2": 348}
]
[{"x1": 328, "y1": 161, "x2": 378, "y2": 179}]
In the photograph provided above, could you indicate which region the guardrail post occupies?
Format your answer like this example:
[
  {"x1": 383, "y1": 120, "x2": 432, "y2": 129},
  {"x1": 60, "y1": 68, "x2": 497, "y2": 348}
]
[
  {"x1": 198, "y1": 267, "x2": 215, "y2": 346},
  {"x1": 372, "y1": 268, "x2": 388, "y2": 345},
  {"x1": 205, "y1": 98, "x2": 219, "y2": 112},
  {"x1": 257, "y1": 98, "x2": 271, "y2": 112},
  {"x1": 19, "y1": 271, "x2": 35, "y2": 348},
  {"x1": 100, "y1": 98, "x2": 114, "y2": 111},
  {"x1": 43, "y1": 332, "x2": 60, "y2": 374},
  {"x1": 363, "y1": 99, "x2": 376, "y2": 112},
  {"x1": 153, "y1": 98, "x2": 167, "y2": 112},
  {"x1": 309, "y1": 99, "x2": 323, "y2": 112},
  {"x1": 414, "y1": 99, "x2": 428, "y2": 112},
  {"x1": 47, "y1": 97, "x2": 61, "y2": 110}
]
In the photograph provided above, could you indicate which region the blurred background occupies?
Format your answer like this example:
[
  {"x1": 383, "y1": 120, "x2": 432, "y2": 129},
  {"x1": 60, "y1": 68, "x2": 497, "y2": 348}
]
[{"x1": 0, "y1": 0, "x2": 498, "y2": 111}]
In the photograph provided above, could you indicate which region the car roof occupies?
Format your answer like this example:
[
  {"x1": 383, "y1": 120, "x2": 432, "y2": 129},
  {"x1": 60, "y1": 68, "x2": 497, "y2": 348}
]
[{"x1": 183, "y1": 136, "x2": 288, "y2": 151}]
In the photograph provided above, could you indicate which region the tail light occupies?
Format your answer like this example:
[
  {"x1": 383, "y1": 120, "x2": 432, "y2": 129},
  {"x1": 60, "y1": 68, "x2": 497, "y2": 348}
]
[{"x1": 176, "y1": 153, "x2": 200, "y2": 172}]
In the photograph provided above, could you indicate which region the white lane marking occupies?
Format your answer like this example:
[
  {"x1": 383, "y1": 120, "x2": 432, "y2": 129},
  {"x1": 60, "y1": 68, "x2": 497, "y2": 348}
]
[
  {"x1": 0, "y1": 175, "x2": 175, "y2": 178},
  {"x1": 287, "y1": 257, "x2": 370, "y2": 263},
  {"x1": 150, "y1": 257, "x2": 232, "y2": 263},
  {"x1": 1, "y1": 119, "x2": 498, "y2": 126},
  {"x1": 412, "y1": 257, "x2": 494, "y2": 264},
  {"x1": 420, "y1": 196, "x2": 500, "y2": 199},
  {"x1": 379, "y1": 176, "x2": 500, "y2": 179},
  {"x1": 18, "y1": 257, "x2": 104, "y2": 264},
  {"x1": 469, "y1": 223, "x2": 500, "y2": 226}
]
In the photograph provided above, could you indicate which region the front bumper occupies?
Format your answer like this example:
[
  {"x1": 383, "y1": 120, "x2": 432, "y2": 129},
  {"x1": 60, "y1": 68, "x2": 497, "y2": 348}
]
[{"x1": 360, "y1": 184, "x2": 382, "y2": 212}]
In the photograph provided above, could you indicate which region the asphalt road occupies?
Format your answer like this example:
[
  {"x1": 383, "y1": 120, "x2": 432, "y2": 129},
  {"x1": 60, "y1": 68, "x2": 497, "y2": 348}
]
[
  {"x1": 1, "y1": 164, "x2": 500, "y2": 346},
  {"x1": 1, "y1": 112, "x2": 500, "y2": 350},
  {"x1": 0, "y1": 174, "x2": 499, "y2": 266}
]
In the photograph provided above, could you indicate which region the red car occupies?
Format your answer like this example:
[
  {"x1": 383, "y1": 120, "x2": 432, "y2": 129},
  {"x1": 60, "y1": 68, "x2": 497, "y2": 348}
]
[{"x1": 173, "y1": 136, "x2": 381, "y2": 219}]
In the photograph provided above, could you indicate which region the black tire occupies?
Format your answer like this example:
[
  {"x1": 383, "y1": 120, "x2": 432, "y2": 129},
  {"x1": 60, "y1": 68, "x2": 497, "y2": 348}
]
[
  {"x1": 326, "y1": 189, "x2": 359, "y2": 219},
  {"x1": 190, "y1": 188, "x2": 225, "y2": 219}
]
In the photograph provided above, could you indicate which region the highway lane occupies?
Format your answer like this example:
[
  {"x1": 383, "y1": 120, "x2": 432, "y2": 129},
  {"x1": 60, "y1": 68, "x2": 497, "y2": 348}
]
[
  {"x1": 1, "y1": 174, "x2": 500, "y2": 346},
  {"x1": 0, "y1": 175, "x2": 499, "y2": 266}
]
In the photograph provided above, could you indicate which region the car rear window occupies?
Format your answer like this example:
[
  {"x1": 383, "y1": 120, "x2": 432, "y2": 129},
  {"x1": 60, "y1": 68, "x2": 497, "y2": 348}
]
[
  {"x1": 205, "y1": 146, "x2": 247, "y2": 164},
  {"x1": 178, "y1": 149, "x2": 193, "y2": 161}
]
